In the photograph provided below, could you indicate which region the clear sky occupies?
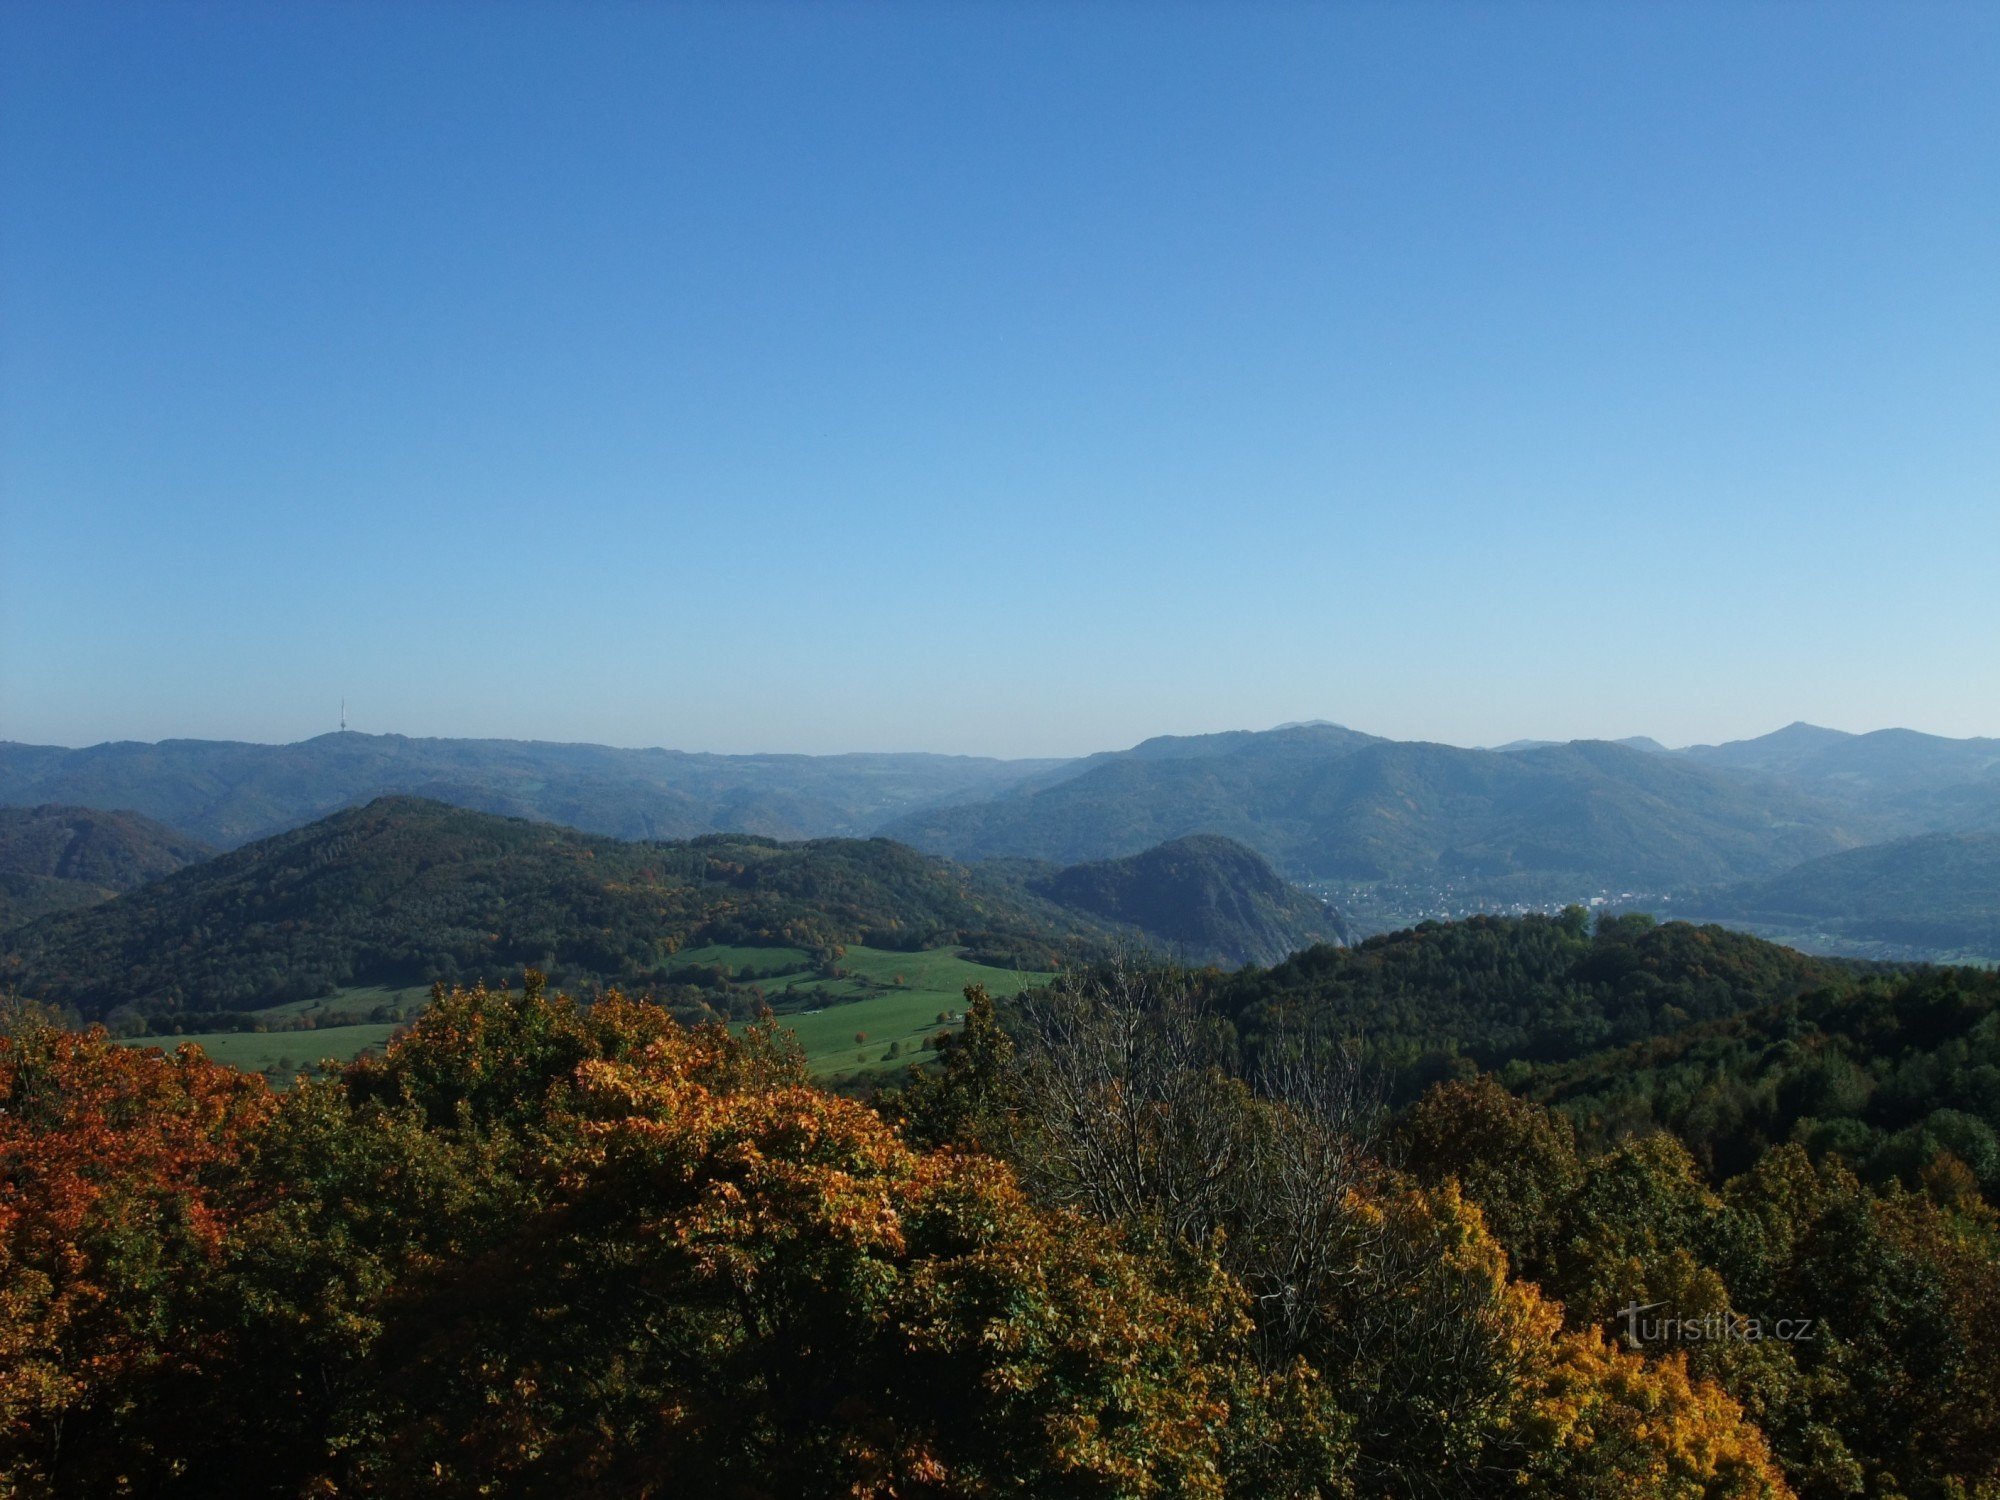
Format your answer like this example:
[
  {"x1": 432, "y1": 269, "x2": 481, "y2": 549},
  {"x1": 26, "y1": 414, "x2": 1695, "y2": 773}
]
[{"x1": 3, "y1": 2, "x2": 1995, "y2": 758}]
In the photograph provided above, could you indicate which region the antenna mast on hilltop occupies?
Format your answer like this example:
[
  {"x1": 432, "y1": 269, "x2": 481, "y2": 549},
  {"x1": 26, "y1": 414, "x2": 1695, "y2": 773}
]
[{"x1": 341, "y1": 697, "x2": 347, "y2": 733}]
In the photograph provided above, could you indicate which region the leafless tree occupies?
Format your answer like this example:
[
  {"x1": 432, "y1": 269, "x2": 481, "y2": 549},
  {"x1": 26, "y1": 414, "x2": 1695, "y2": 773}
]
[
  {"x1": 1006, "y1": 961, "x2": 1392, "y2": 1365},
  {"x1": 1237, "y1": 1023, "x2": 1388, "y2": 1361},
  {"x1": 1002, "y1": 964, "x2": 1557, "y2": 1492},
  {"x1": 1006, "y1": 958, "x2": 1250, "y2": 1249}
]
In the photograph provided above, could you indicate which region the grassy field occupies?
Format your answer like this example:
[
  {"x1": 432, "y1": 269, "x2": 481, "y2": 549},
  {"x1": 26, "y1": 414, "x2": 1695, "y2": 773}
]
[
  {"x1": 119, "y1": 1023, "x2": 402, "y2": 1079},
  {"x1": 747, "y1": 946, "x2": 1049, "y2": 1076},
  {"x1": 750, "y1": 946, "x2": 1040, "y2": 1005},
  {"x1": 120, "y1": 982, "x2": 434, "y2": 1083},
  {"x1": 778, "y1": 989, "x2": 974, "y2": 1076},
  {"x1": 113, "y1": 944, "x2": 1047, "y2": 1084}
]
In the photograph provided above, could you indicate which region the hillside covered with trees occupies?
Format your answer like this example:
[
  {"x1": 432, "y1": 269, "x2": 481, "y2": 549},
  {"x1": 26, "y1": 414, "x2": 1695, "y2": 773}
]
[
  {"x1": 0, "y1": 797, "x2": 1116, "y2": 1021},
  {"x1": 0, "y1": 805, "x2": 213, "y2": 929},
  {"x1": 1217, "y1": 909, "x2": 1849, "y2": 1098},
  {"x1": 1022, "y1": 833, "x2": 1350, "y2": 966},
  {"x1": 885, "y1": 725, "x2": 1856, "y2": 889},
  {"x1": 1688, "y1": 831, "x2": 2000, "y2": 958}
]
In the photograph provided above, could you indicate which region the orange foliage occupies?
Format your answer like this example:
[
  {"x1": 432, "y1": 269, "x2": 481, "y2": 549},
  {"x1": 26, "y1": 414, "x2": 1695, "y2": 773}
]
[{"x1": 0, "y1": 1013, "x2": 272, "y2": 1474}]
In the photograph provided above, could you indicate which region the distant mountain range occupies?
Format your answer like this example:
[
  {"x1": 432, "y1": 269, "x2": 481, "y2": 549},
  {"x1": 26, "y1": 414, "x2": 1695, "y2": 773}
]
[
  {"x1": 1490, "y1": 735, "x2": 1669, "y2": 754},
  {"x1": 0, "y1": 805, "x2": 213, "y2": 928},
  {"x1": 0, "y1": 733, "x2": 1063, "y2": 848},
  {"x1": 882, "y1": 725, "x2": 1853, "y2": 889},
  {"x1": 4, "y1": 719, "x2": 1995, "y2": 966},
  {"x1": 1679, "y1": 722, "x2": 2000, "y2": 836}
]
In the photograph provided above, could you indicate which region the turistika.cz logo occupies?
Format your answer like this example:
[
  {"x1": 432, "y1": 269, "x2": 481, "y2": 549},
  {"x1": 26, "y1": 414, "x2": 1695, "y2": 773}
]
[{"x1": 1616, "y1": 1301, "x2": 1817, "y2": 1350}]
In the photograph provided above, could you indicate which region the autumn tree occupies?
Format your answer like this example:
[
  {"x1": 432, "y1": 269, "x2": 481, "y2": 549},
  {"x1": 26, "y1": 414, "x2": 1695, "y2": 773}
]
[
  {"x1": 293, "y1": 985, "x2": 1271, "y2": 1497},
  {"x1": 0, "y1": 1004, "x2": 273, "y2": 1492}
]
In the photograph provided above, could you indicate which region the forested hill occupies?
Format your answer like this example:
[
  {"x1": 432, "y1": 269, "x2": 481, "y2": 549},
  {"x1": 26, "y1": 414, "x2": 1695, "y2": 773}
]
[
  {"x1": 0, "y1": 733, "x2": 1063, "y2": 848},
  {"x1": 0, "y1": 797, "x2": 1117, "y2": 1020},
  {"x1": 1513, "y1": 959, "x2": 2000, "y2": 1186},
  {"x1": 1686, "y1": 830, "x2": 2000, "y2": 958},
  {"x1": 1218, "y1": 908, "x2": 1850, "y2": 1091},
  {"x1": 0, "y1": 805, "x2": 213, "y2": 929},
  {"x1": 1026, "y1": 833, "x2": 1349, "y2": 966},
  {"x1": 885, "y1": 725, "x2": 1854, "y2": 887}
]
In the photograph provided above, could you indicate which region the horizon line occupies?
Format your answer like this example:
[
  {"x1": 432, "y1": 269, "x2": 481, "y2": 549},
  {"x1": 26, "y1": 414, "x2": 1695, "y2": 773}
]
[{"x1": 4, "y1": 718, "x2": 1991, "y2": 760}]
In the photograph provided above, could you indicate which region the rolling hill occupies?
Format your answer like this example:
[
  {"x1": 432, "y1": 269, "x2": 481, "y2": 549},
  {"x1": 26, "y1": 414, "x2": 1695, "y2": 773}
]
[
  {"x1": 1217, "y1": 907, "x2": 1850, "y2": 1092},
  {"x1": 884, "y1": 725, "x2": 1854, "y2": 889},
  {"x1": 0, "y1": 733, "x2": 1066, "y2": 848},
  {"x1": 0, "y1": 798, "x2": 1353, "y2": 1026},
  {"x1": 1687, "y1": 831, "x2": 2000, "y2": 957},
  {"x1": 1025, "y1": 833, "x2": 1350, "y2": 966},
  {"x1": 0, "y1": 805, "x2": 213, "y2": 928},
  {"x1": 0, "y1": 797, "x2": 1117, "y2": 1022}
]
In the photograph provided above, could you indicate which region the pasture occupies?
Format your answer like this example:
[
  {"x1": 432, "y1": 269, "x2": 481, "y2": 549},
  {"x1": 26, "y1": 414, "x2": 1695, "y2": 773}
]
[
  {"x1": 113, "y1": 944, "x2": 1048, "y2": 1083},
  {"x1": 119, "y1": 1022, "x2": 402, "y2": 1080},
  {"x1": 747, "y1": 945, "x2": 1048, "y2": 1075}
]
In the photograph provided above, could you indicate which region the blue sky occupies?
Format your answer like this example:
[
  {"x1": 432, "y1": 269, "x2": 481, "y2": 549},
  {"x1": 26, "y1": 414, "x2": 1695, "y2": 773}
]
[{"x1": 3, "y1": 2, "x2": 1995, "y2": 757}]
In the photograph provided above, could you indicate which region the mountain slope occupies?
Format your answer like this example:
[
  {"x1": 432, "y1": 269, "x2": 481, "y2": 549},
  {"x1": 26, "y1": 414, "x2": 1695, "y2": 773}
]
[
  {"x1": 0, "y1": 734, "x2": 1068, "y2": 849},
  {"x1": 0, "y1": 805, "x2": 213, "y2": 928},
  {"x1": 886, "y1": 728, "x2": 1852, "y2": 888},
  {"x1": 1689, "y1": 831, "x2": 2000, "y2": 956},
  {"x1": 1681, "y1": 722, "x2": 2000, "y2": 834},
  {"x1": 1028, "y1": 834, "x2": 1350, "y2": 967},
  {"x1": 0, "y1": 797, "x2": 1115, "y2": 1020}
]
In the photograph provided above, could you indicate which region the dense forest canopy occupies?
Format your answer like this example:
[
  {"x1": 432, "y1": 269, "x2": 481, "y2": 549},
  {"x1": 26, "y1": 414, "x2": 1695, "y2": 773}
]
[
  {"x1": 0, "y1": 980, "x2": 1797, "y2": 1497},
  {"x1": 1218, "y1": 909, "x2": 1849, "y2": 1097}
]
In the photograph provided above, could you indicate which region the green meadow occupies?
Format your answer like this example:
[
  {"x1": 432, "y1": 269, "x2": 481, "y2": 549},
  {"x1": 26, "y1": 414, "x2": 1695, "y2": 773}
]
[
  {"x1": 121, "y1": 1023, "x2": 403, "y2": 1080},
  {"x1": 687, "y1": 942, "x2": 1048, "y2": 1076},
  {"x1": 777, "y1": 989, "x2": 977, "y2": 1076},
  {"x1": 114, "y1": 945, "x2": 1046, "y2": 1083}
]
